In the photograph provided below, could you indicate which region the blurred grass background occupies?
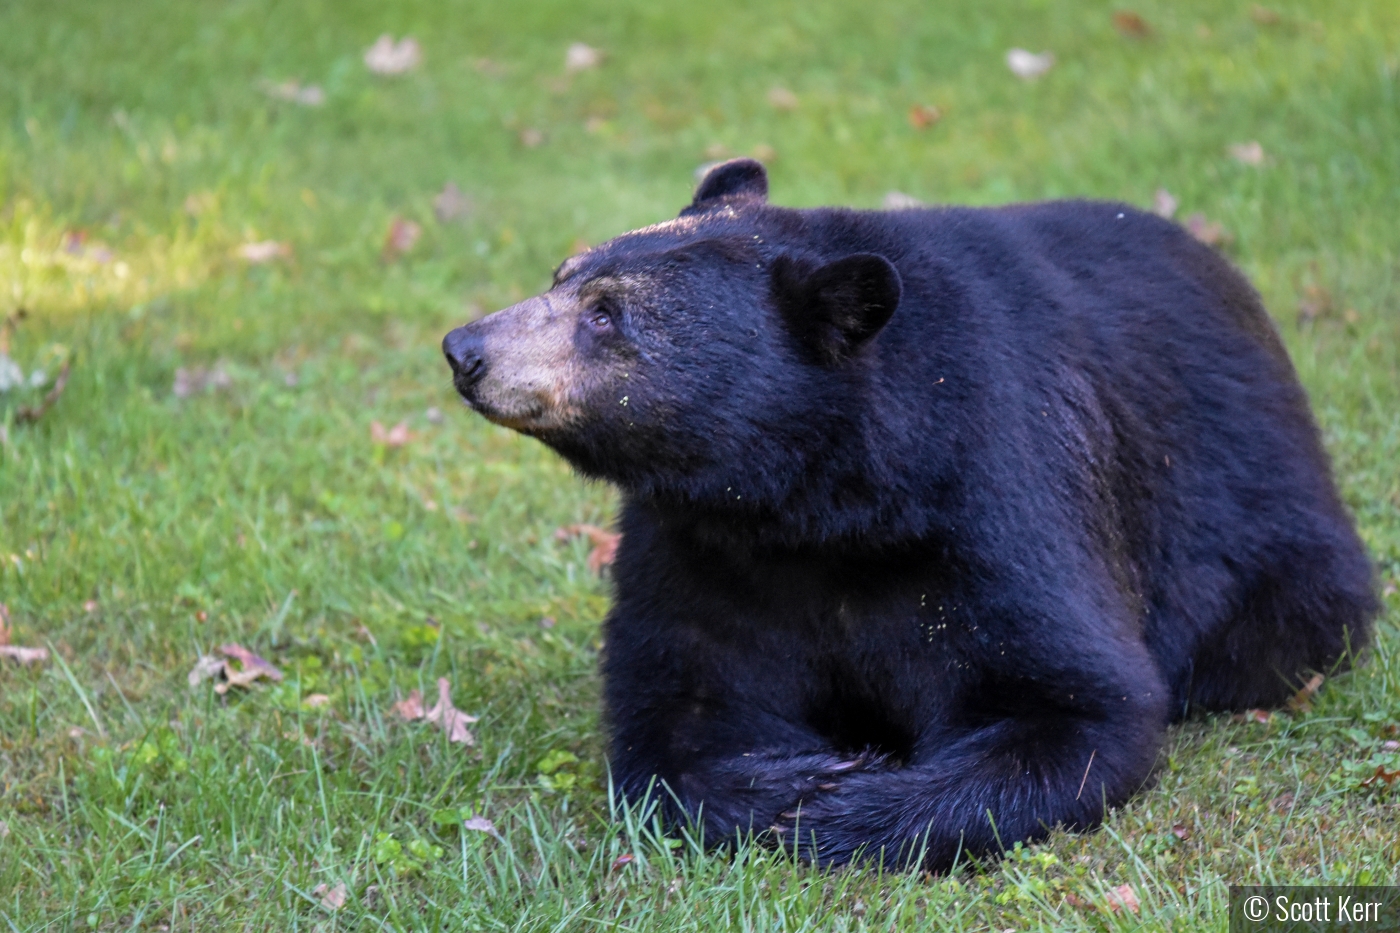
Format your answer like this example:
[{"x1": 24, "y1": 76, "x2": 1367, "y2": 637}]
[{"x1": 1, "y1": 0, "x2": 1397, "y2": 930}]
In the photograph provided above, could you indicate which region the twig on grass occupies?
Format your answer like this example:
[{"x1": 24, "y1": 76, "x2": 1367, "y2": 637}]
[{"x1": 16, "y1": 359, "x2": 72, "y2": 424}]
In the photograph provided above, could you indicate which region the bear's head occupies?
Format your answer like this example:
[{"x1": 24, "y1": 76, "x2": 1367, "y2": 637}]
[{"x1": 443, "y1": 160, "x2": 905, "y2": 531}]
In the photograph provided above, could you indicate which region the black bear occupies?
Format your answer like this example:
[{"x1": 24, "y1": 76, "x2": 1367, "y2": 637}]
[{"x1": 443, "y1": 159, "x2": 1376, "y2": 869}]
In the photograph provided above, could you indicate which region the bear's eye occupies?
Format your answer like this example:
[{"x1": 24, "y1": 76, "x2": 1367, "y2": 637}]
[{"x1": 587, "y1": 309, "x2": 613, "y2": 330}]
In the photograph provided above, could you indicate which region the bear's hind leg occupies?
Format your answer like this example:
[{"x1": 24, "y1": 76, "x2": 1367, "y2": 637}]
[{"x1": 1187, "y1": 537, "x2": 1376, "y2": 712}]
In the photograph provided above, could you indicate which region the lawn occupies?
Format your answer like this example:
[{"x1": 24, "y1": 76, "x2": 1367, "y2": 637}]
[{"x1": 1, "y1": 0, "x2": 1397, "y2": 929}]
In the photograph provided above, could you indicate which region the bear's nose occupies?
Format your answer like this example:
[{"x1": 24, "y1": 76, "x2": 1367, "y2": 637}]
[{"x1": 443, "y1": 326, "x2": 487, "y2": 390}]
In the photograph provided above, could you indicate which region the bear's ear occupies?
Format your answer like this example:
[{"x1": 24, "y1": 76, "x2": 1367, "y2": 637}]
[
  {"x1": 771, "y1": 253, "x2": 902, "y2": 365},
  {"x1": 682, "y1": 158, "x2": 768, "y2": 215}
]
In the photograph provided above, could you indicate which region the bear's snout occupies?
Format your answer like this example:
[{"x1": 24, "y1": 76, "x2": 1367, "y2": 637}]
[{"x1": 443, "y1": 325, "x2": 488, "y2": 394}]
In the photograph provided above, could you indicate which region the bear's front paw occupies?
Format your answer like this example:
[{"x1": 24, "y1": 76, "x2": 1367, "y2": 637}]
[{"x1": 766, "y1": 751, "x2": 888, "y2": 842}]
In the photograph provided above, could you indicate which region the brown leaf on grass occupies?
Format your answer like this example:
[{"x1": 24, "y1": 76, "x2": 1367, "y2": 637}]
[
  {"x1": 1249, "y1": 5, "x2": 1281, "y2": 26},
  {"x1": 312, "y1": 882, "x2": 347, "y2": 910},
  {"x1": 391, "y1": 689, "x2": 426, "y2": 720},
  {"x1": 1152, "y1": 188, "x2": 1178, "y2": 219},
  {"x1": 1184, "y1": 213, "x2": 1231, "y2": 247},
  {"x1": 1007, "y1": 48, "x2": 1055, "y2": 80},
  {"x1": 173, "y1": 364, "x2": 232, "y2": 399},
  {"x1": 425, "y1": 677, "x2": 478, "y2": 744},
  {"x1": 611, "y1": 853, "x2": 635, "y2": 872},
  {"x1": 304, "y1": 693, "x2": 331, "y2": 708},
  {"x1": 1107, "y1": 884, "x2": 1141, "y2": 915},
  {"x1": 365, "y1": 35, "x2": 422, "y2": 75},
  {"x1": 1067, "y1": 885, "x2": 1141, "y2": 914},
  {"x1": 1360, "y1": 765, "x2": 1400, "y2": 789},
  {"x1": 883, "y1": 191, "x2": 923, "y2": 210},
  {"x1": 238, "y1": 240, "x2": 292, "y2": 263},
  {"x1": 1171, "y1": 823, "x2": 1190, "y2": 840},
  {"x1": 1287, "y1": 673, "x2": 1324, "y2": 713},
  {"x1": 433, "y1": 183, "x2": 473, "y2": 223},
  {"x1": 216, "y1": 643, "x2": 283, "y2": 693},
  {"x1": 1297, "y1": 284, "x2": 1334, "y2": 324},
  {"x1": 908, "y1": 104, "x2": 942, "y2": 129},
  {"x1": 0, "y1": 645, "x2": 49, "y2": 664},
  {"x1": 0, "y1": 605, "x2": 49, "y2": 664},
  {"x1": 393, "y1": 679, "x2": 478, "y2": 744},
  {"x1": 565, "y1": 43, "x2": 604, "y2": 73},
  {"x1": 1231, "y1": 708, "x2": 1272, "y2": 724},
  {"x1": 382, "y1": 217, "x2": 422, "y2": 260},
  {"x1": 260, "y1": 80, "x2": 325, "y2": 106},
  {"x1": 555, "y1": 524, "x2": 621, "y2": 574},
  {"x1": 1269, "y1": 792, "x2": 1295, "y2": 813},
  {"x1": 767, "y1": 87, "x2": 800, "y2": 111},
  {"x1": 370, "y1": 420, "x2": 412, "y2": 447},
  {"x1": 1112, "y1": 11, "x2": 1152, "y2": 38},
  {"x1": 187, "y1": 654, "x2": 226, "y2": 687},
  {"x1": 463, "y1": 814, "x2": 501, "y2": 837},
  {"x1": 1228, "y1": 141, "x2": 1266, "y2": 166}
]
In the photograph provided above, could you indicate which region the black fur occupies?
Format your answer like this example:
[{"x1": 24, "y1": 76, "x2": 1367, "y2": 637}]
[{"x1": 444, "y1": 160, "x2": 1377, "y2": 870}]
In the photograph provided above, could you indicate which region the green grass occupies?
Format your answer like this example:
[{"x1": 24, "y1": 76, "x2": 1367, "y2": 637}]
[{"x1": 1, "y1": 0, "x2": 1398, "y2": 929}]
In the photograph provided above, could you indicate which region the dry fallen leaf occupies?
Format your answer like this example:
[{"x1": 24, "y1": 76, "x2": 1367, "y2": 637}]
[
  {"x1": 0, "y1": 606, "x2": 49, "y2": 664},
  {"x1": 173, "y1": 364, "x2": 232, "y2": 399},
  {"x1": 611, "y1": 853, "x2": 635, "y2": 872},
  {"x1": 0, "y1": 645, "x2": 49, "y2": 664},
  {"x1": 1007, "y1": 48, "x2": 1055, "y2": 80},
  {"x1": 1184, "y1": 213, "x2": 1231, "y2": 247},
  {"x1": 1287, "y1": 672, "x2": 1325, "y2": 712},
  {"x1": 216, "y1": 643, "x2": 283, "y2": 693},
  {"x1": 425, "y1": 677, "x2": 478, "y2": 745},
  {"x1": 1360, "y1": 765, "x2": 1400, "y2": 789},
  {"x1": 261, "y1": 80, "x2": 325, "y2": 106},
  {"x1": 312, "y1": 881, "x2": 347, "y2": 910},
  {"x1": 1171, "y1": 823, "x2": 1190, "y2": 840},
  {"x1": 83, "y1": 600, "x2": 99, "y2": 613},
  {"x1": 304, "y1": 693, "x2": 331, "y2": 708},
  {"x1": 433, "y1": 183, "x2": 473, "y2": 223},
  {"x1": 1152, "y1": 188, "x2": 1178, "y2": 219},
  {"x1": 908, "y1": 104, "x2": 941, "y2": 129},
  {"x1": 1107, "y1": 884, "x2": 1141, "y2": 915},
  {"x1": 883, "y1": 191, "x2": 923, "y2": 210},
  {"x1": 1299, "y1": 281, "x2": 1332, "y2": 322},
  {"x1": 382, "y1": 217, "x2": 421, "y2": 260},
  {"x1": 392, "y1": 689, "x2": 425, "y2": 721},
  {"x1": 187, "y1": 654, "x2": 226, "y2": 687},
  {"x1": 767, "y1": 87, "x2": 800, "y2": 111},
  {"x1": 370, "y1": 420, "x2": 412, "y2": 447},
  {"x1": 1249, "y1": 5, "x2": 1281, "y2": 26},
  {"x1": 463, "y1": 815, "x2": 501, "y2": 837},
  {"x1": 1228, "y1": 141, "x2": 1265, "y2": 166},
  {"x1": 365, "y1": 35, "x2": 422, "y2": 75},
  {"x1": 565, "y1": 42, "x2": 603, "y2": 73},
  {"x1": 555, "y1": 524, "x2": 621, "y2": 574},
  {"x1": 238, "y1": 240, "x2": 292, "y2": 263},
  {"x1": 1112, "y1": 11, "x2": 1152, "y2": 38}
]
